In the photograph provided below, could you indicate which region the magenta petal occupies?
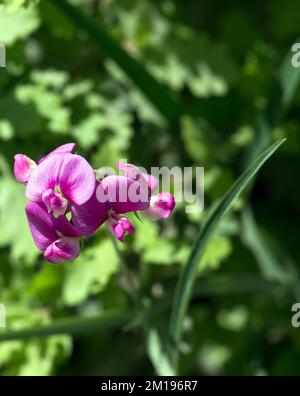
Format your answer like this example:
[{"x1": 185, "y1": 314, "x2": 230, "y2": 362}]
[
  {"x1": 39, "y1": 143, "x2": 76, "y2": 163},
  {"x1": 54, "y1": 215, "x2": 81, "y2": 238},
  {"x1": 143, "y1": 192, "x2": 175, "y2": 220},
  {"x1": 100, "y1": 175, "x2": 150, "y2": 214},
  {"x1": 42, "y1": 188, "x2": 68, "y2": 218},
  {"x1": 25, "y1": 202, "x2": 58, "y2": 250},
  {"x1": 14, "y1": 154, "x2": 37, "y2": 184},
  {"x1": 48, "y1": 142, "x2": 76, "y2": 155},
  {"x1": 120, "y1": 217, "x2": 135, "y2": 235},
  {"x1": 26, "y1": 153, "x2": 95, "y2": 206},
  {"x1": 57, "y1": 154, "x2": 96, "y2": 205},
  {"x1": 71, "y1": 183, "x2": 108, "y2": 237},
  {"x1": 109, "y1": 220, "x2": 125, "y2": 242},
  {"x1": 44, "y1": 237, "x2": 80, "y2": 264},
  {"x1": 26, "y1": 202, "x2": 81, "y2": 254},
  {"x1": 26, "y1": 154, "x2": 65, "y2": 203}
]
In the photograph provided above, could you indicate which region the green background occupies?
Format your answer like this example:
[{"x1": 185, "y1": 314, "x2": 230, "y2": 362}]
[{"x1": 0, "y1": 0, "x2": 300, "y2": 375}]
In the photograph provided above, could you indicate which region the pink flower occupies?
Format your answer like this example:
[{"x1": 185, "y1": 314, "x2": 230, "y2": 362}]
[
  {"x1": 14, "y1": 154, "x2": 37, "y2": 184},
  {"x1": 26, "y1": 153, "x2": 96, "y2": 218},
  {"x1": 25, "y1": 202, "x2": 81, "y2": 264},
  {"x1": 143, "y1": 192, "x2": 175, "y2": 219},
  {"x1": 117, "y1": 162, "x2": 175, "y2": 220},
  {"x1": 108, "y1": 213, "x2": 135, "y2": 242},
  {"x1": 16, "y1": 145, "x2": 176, "y2": 262}
]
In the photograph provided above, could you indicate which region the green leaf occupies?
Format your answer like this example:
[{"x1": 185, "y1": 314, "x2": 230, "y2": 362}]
[
  {"x1": 133, "y1": 220, "x2": 174, "y2": 265},
  {"x1": 2, "y1": 0, "x2": 39, "y2": 13},
  {"x1": 16, "y1": 84, "x2": 71, "y2": 134},
  {"x1": 63, "y1": 240, "x2": 119, "y2": 306},
  {"x1": 18, "y1": 336, "x2": 71, "y2": 376},
  {"x1": 0, "y1": 4, "x2": 39, "y2": 46},
  {"x1": 0, "y1": 341, "x2": 23, "y2": 367},
  {"x1": 168, "y1": 138, "x2": 286, "y2": 368},
  {"x1": 147, "y1": 329, "x2": 175, "y2": 376},
  {"x1": 51, "y1": 0, "x2": 181, "y2": 125},
  {"x1": 198, "y1": 343, "x2": 231, "y2": 375},
  {"x1": 199, "y1": 235, "x2": 232, "y2": 272},
  {"x1": 0, "y1": 176, "x2": 38, "y2": 265}
]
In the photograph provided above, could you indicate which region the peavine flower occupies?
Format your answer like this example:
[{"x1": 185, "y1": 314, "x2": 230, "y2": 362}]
[
  {"x1": 15, "y1": 144, "x2": 176, "y2": 262},
  {"x1": 25, "y1": 202, "x2": 81, "y2": 264},
  {"x1": 25, "y1": 152, "x2": 95, "y2": 218},
  {"x1": 14, "y1": 143, "x2": 95, "y2": 219},
  {"x1": 14, "y1": 143, "x2": 76, "y2": 185},
  {"x1": 143, "y1": 191, "x2": 175, "y2": 220},
  {"x1": 117, "y1": 162, "x2": 175, "y2": 220},
  {"x1": 108, "y1": 213, "x2": 135, "y2": 242}
]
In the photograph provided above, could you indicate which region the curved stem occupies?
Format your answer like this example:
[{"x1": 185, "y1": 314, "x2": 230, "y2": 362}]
[{"x1": 108, "y1": 228, "x2": 139, "y2": 308}]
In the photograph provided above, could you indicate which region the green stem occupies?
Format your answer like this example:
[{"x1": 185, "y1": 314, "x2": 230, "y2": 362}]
[
  {"x1": 0, "y1": 310, "x2": 131, "y2": 342},
  {"x1": 108, "y1": 229, "x2": 139, "y2": 308},
  {"x1": 0, "y1": 273, "x2": 284, "y2": 342}
]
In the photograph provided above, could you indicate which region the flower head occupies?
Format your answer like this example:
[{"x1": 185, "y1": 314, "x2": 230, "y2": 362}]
[
  {"x1": 117, "y1": 161, "x2": 175, "y2": 220},
  {"x1": 17, "y1": 146, "x2": 176, "y2": 262},
  {"x1": 108, "y1": 213, "x2": 135, "y2": 242},
  {"x1": 144, "y1": 192, "x2": 175, "y2": 219}
]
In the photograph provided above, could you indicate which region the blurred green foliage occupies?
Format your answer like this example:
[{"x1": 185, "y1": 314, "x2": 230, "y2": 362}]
[{"x1": 0, "y1": 0, "x2": 300, "y2": 376}]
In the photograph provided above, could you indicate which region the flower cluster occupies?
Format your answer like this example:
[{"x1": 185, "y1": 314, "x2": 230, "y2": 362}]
[{"x1": 14, "y1": 144, "x2": 175, "y2": 264}]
